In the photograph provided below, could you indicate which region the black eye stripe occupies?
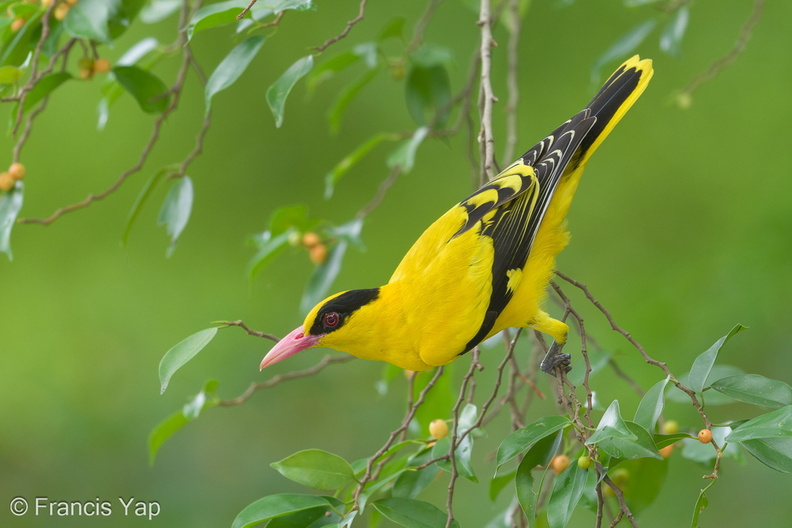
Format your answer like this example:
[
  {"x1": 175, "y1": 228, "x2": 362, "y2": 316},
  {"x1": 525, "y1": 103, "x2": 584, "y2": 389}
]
[{"x1": 309, "y1": 288, "x2": 380, "y2": 335}]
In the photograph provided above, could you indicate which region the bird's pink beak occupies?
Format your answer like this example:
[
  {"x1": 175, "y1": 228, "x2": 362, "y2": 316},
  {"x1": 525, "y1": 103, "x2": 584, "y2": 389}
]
[{"x1": 260, "y1": 326, "x2": 322, "y2": 370}]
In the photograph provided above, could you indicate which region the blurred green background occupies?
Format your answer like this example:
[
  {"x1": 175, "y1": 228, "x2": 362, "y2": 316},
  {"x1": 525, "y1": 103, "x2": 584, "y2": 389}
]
[{"x1": 2, "y1": 0, "x2": 791, "y2": 527}]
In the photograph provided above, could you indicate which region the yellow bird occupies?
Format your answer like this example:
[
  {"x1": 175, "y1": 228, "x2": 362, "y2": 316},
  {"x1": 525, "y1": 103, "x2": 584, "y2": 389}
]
[{"x1": 261, "y1": 56, "x2": 653, "y2": 374}]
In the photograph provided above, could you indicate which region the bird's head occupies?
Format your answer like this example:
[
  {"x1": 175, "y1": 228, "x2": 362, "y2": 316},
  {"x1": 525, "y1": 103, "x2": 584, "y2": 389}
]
[{"x1": 259, "y1": 288, "x2": 381, "y2": 369}]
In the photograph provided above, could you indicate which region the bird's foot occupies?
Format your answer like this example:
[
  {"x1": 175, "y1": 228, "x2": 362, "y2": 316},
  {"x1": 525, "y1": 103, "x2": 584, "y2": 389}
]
[{"x1": 540, "y1": 341, "x2": 571, "y2": 376}]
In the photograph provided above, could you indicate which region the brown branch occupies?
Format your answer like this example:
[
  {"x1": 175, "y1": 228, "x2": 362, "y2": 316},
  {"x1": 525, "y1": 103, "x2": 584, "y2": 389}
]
[
  {"x1": 502, "y1": 0, "x2": 521, "y2": 163},
  {"x1": 314, "y1": 0, "x2": 368, "y2": 53},
  {"x1": 218, "y1": 320, "x2": 279, "y2": 342},
  {"x1": 236, "y1": 0, "x2": 258, "y2": 19},
  {"x1": 678, "y1": 0, "x2": 764, "y2": 100},
  {"x1": 218, "y1": 355, "x2": 355, "y2": 406},
  {"x1": 476, "y1": 0, "x2": 497, "y2": 183},
  {"x1": 408, "y1": 0, "x2": 444, "y2": 52}
]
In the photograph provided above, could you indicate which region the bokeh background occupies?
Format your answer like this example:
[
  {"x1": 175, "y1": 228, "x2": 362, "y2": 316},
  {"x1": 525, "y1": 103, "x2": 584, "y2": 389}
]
[{"x1": 2, "y1": 0, "x2": 791, "y2": 527}]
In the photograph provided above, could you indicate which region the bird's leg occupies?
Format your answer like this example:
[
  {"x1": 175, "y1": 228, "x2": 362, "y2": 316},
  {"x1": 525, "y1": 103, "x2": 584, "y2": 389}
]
[{"x1": 540, "y1": 341, "x2": 571, "y2": 376}]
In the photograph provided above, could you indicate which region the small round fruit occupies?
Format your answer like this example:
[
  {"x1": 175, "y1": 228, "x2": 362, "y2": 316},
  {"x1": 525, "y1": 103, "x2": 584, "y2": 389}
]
[
  {"x1": 429, "y1": 419, "x2": 449, "y2": 440},
  {"x1": 610, "y1": 467, "x2": 629, "y2": 485},
  {"x1": 697, "y1": 429, "x2": 713, "y2": 444},
  {"x1": 302, "y1": 231, "x2": 321, "y2": 248},
  {"x1": 54, "y1": 3, "x2": 70, "y2": 20},
  {"x1": 659, "y1": 444, "x2": 675, "y2": 458},
  {"x1": 662, "y1": 420, "x2": 680, "y2": 435},
  {"x1": 550, "y1": 454, "x2": 570, "y2": 475},
  {"x1": 11, "y1": 17, "x2": 25, "y2": 32},
  {"x1": 93, "y1": 58, "x2": 111, "y2": 73},
  {"x1": 309, "y1": 244, "x2": 328, "y2": 265},
  {"x1": 8, "y1": 162, "x2": 25, "y2": 181},
  {"x1": 577, "y1": 455, "x2": 591, "y2": 470},
  {"x1": 0, "y1": 172, "x2": 15, "y2": 192}
]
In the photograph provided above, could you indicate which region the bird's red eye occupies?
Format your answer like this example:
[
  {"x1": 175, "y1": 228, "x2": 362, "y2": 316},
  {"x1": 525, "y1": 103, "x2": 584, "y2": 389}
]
[{"x1": 322, "y1": 312, "x2": 340, "y2": 328}]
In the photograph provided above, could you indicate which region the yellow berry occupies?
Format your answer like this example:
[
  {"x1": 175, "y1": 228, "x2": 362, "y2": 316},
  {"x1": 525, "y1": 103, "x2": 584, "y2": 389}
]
[
  {"x1": 550, "y1": 455, "x2": 570, "y2": 475},
  {"x1": 11, "y1": 18, "x2": 25, "y2": 32},
  {"x1": 54, "y1": 3, "x2": 70, "y2": 20},
  {"x1": 659, "y1": 444, "x2": 675, "y2": 458},
  {"x1": 93, "y1": 57, "x2": 111, "y2": 73},
  {"x1": 662, "y1": 420, "x2": 679, "y2": 435},
  {"x1": 0, "y1": 172, "x2": 15, "y2": 192},
  {"x1": 429, "y1": 419, "x2": 449, "y2": 440},
  {"x1": 8, "y1": 162, "x2": 25, "y2": 181},
  {"x1": 697, "y1": 429, "x2": 713, "y2": 444},
  {"x1": 577, "y1": 455, "x2": 591, "y2": 470},
  {"x1": 302, "y1": 231, "x2": 321, "y2": 248},
  {"x1": 309, "y1": 244, "x2": 328, "y2": 265}
]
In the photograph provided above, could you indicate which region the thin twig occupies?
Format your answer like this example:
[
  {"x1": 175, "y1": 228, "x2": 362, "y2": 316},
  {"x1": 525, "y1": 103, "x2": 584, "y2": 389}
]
[
  {"x1": 314, "y1": 0, "x2": 369, "y2": 52},
  {"x1": 356, "y1": 166, "x2": 403, "y2": 220},
  {"x1": 502, "y1": 0, "x2": 521, "y2": 163},
  {"x1": 219, "y1": 355, "x2": 355, "y2": 406},
  {"x1": 218, "y1": 320, "x2": 279, "y2": 342},
  {"x1": 476, "y1": 0, "x2": 498, "y2": 183}
]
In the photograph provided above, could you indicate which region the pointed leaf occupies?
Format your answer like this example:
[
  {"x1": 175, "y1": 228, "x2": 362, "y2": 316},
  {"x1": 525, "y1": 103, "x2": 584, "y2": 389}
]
[
  {"x1": 205, "y1": 35, "x2": 266, "y2": 114},
  {"x1": 187, "y1": 0, "x2": 249, "y2": 40},
  {"x1": 267, "y1": 55, "x2": 314, "y2": 128},
  {"x1": 547, "y1": 461, "x2": 587, "y2": 528},
  {"x1": 271, "y1": 449, "x2": 356, "y2": 491},
  {"x1": 740, "y1": 436, "x2": 792, "y2": 473},
  {"x1": 689, "y1": 325, "x2": 747, "y2": 393},
  {"x1": 140, "y1": 0, "x2": 182, "y2": 24},
  {"x1": 63, "y1": 0, "x2": 118, "y2": 43},
  {"x1": 634, "y1": 377, "x2": 670, "y2": 432},
  {"x1": 158, "y1": 327, "x2": 218, "y2": 394},
  {"x1": 496, "y1": 415, "x2": 571, "y2": 470},
  {"x1": 515, "y1": 430, "x2": 563, "y2": 520},
  {"x1": 327, "y1": 67, "x2": 378, "y2": 133},
  {"x1": 726, "y1": 406, "x2": 792, "y2": 442},
  {"x1": 231, "y1": 494, "x2": 333, "y2": 528},
  {"x1": 596, "y1": 421, "x2": 662, "y2": 460},
  {"x1": 122, "y1": 168, "x2": 168, "y2": 247},
  {"x1": 591, "y1": 19, "x2": 657, "y2": 83},
  {"x1": 710, "y1": 374, "x2": 792, "y2": 409},
  {"x1": 158, "y1": 176, "x2": 193, "y2": 256},
  {"x1": 0, "y1": 183, "x2": 24, "y2": 260},
  {"x1": 586, "y1": 400, "x2": 635, "y2": 445},
  {"x1": 247, "y1": 228, "x2": 297, "y2": 280},
  {"x1": 393, "y1": 448, "x2": 442, "y2": 499},
  {"x1": 372, "y1": 497, "x2": 459, "y2": 528},
  {"x1": 325, "y1": 133, "x2": 394, "y2": 198},
  {"x1": 387, "y1": 126, "x2": 428, "y2": 173},
  {"x1": 17, "y1": 72, "x2": 71, "y2": 115},
  {"x1": 112, "y1": 65, "x2": 170, "y2": 114},
  {"x1": 659, "y1": 4, "x2": 689, "y2": 57}
]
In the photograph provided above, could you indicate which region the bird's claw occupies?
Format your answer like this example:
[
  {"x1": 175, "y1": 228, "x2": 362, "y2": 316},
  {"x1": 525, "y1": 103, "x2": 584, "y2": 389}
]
[{"x1": 540, "y1": 342, "x2": 571, "y2": 377}]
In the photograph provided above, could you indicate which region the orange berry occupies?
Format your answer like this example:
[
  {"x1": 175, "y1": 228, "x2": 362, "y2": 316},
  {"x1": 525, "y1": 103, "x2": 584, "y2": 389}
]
[
  {"x1": 54, "y1": 3, "x2": 70, "y2": 20},
  {"x1": 0, "y1": 172, "x2": 15, "y2": 192},
  {"x1": 659, "y1": 444, "x2": 675, "y2": 458},
  {"x1": 302, "y1": 231, "x2": 321, "y2": 248},
  {"x1": 93, "y1": 58, "x2": 111, "y2": 73},
  {"x1": 429, "y1": 419, "x2": 449, "y2": 440},
  {"x1": 697, "y1": 429, "x2": 713, "y2": 444},
  {"x1": 308, "y1": 244, "x2": 328, "y2": 265},
  {"x1": 11, "y1": 18, "x2": 25, "y2": 32},
  {"x1": 550, "y1": 455, "x2": 570, "y2": 475},
  {"x1": 8, "y1": 162, "x2": 25, "y2": 181}
]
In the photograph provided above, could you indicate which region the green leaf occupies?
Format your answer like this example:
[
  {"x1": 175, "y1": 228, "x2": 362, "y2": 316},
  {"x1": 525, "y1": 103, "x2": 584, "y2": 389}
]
[
  {"x1": 0, "y1": 182, "x2": 23, "y2": 260},
  {"x1": 267, "y1": 507, "x2": 340, "y2": 528},
  {"x1": 187, "y1": 0, "x2": 248, "y2": 40},
  {"x1": 591, "y1": 19, "x2": 657, "y2": 84},
  {"x1": 689, "y1": 325, "x2": 747, "y2": 393},
  {"x1": 405, "y1": 63, "x2": 451, "y2": 126},
  {"x1": 515, "y1": 430, "x2": 563, "y2": 521},
  {"x1": 387, "y1": 127, "x2": 429, "y2": 173},
  {"x1": 710, "y1": 374, "x2": 792, "y2": 409},
  {"x1": 122, "y1": 168, "x2": 168, "y2": 248},
  {"x1": 659, "y1": 4, "x2": 689, "y2": 57},
  {"x1": 496, "y1": 415, "x2": 571, "y2": 470},
  {"x1": 112, "y1": 65, "x2": 170, "y2": 114},
  {"x1": 740, "y1": 436, "x2": 792, "y2": 473},
  {"x1": 681, "y1": 426, "x2": 733, "y2": 464},
  {"x1": 205, "y1": 35, "x2": 266, "y2": 114},
  {"x1": 247, "y1": 228, "x2": 297, "y2": 280},
  {"x1": 148, "y1": 379, "x2": 218, "y2": 464},
  {"x1": 690, "y1": 482, "x2": 713, "y2": 528},
  {"x1": 433, "y1": 404, "x2": 478, "y2": 482},
  {"x1": 547, "y1": 460, "x2": 587, "y2": 528},
  {"x1": 393, "y1": 448, "x2": 442, "y2": 499},
  {"x1": 271, "y1": 449, "x2": 356, "y2": 491},
  {"x1": 231, "y1": 494, "x2": 333, "y2": 528},
  {"x1": 378, "y1": 17, "x2": 405, "y2": 41},
  {"x1": 586, "y1": 400, "x2": 636, "y2": 446},
  {"x1": 325, "y1": 133, "x2": 394, "y2": 199},
  {"x1": 158, "y1": 327, "x2": 218, "y2": 394},
  {"x1": 618, "y1": 457, "x2": 669, "y2": 515},
  {"x1": 17, "y1": 72, "x2": 71, "y2": 116},
  {"x1": 0, "y1": 65, "x2": 23, "y2": 84},
  {"x1": 327, "y1": 67, "x2": 379, "y2": 133},
  {"x1": 670, "y1": 364, "x2": 744, "y2": 405},
  {"x1": 596, "y1": 421, "x2": 662, "y2": 460},
  {"x1": 267, "y1": 55, "x2": 314, "y2": 128},
  {"x1": 634, "y1": 377, "x2": 670, "y2": 432},
  {"x1": 654, "y1": 432, "x2": 693, "y2": 450},
  {"x1": 140, "y1": 0, "x2": 182, "y2": 24},
  {"x1": 372, "y1": 497, "x2": 458, "y2": 528},
  {"x1": 63, "y1": 0, "x2": 119, "y2": 43},
  {"x1": 158, "y1": 176, "x2": 193, "y2": 257},
  {"x1": 726, "y1": 406, "x2": 792, "y2": 442},
  {"x1": 488, "y1": 470, "x2": 515, "y2": 502}
]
